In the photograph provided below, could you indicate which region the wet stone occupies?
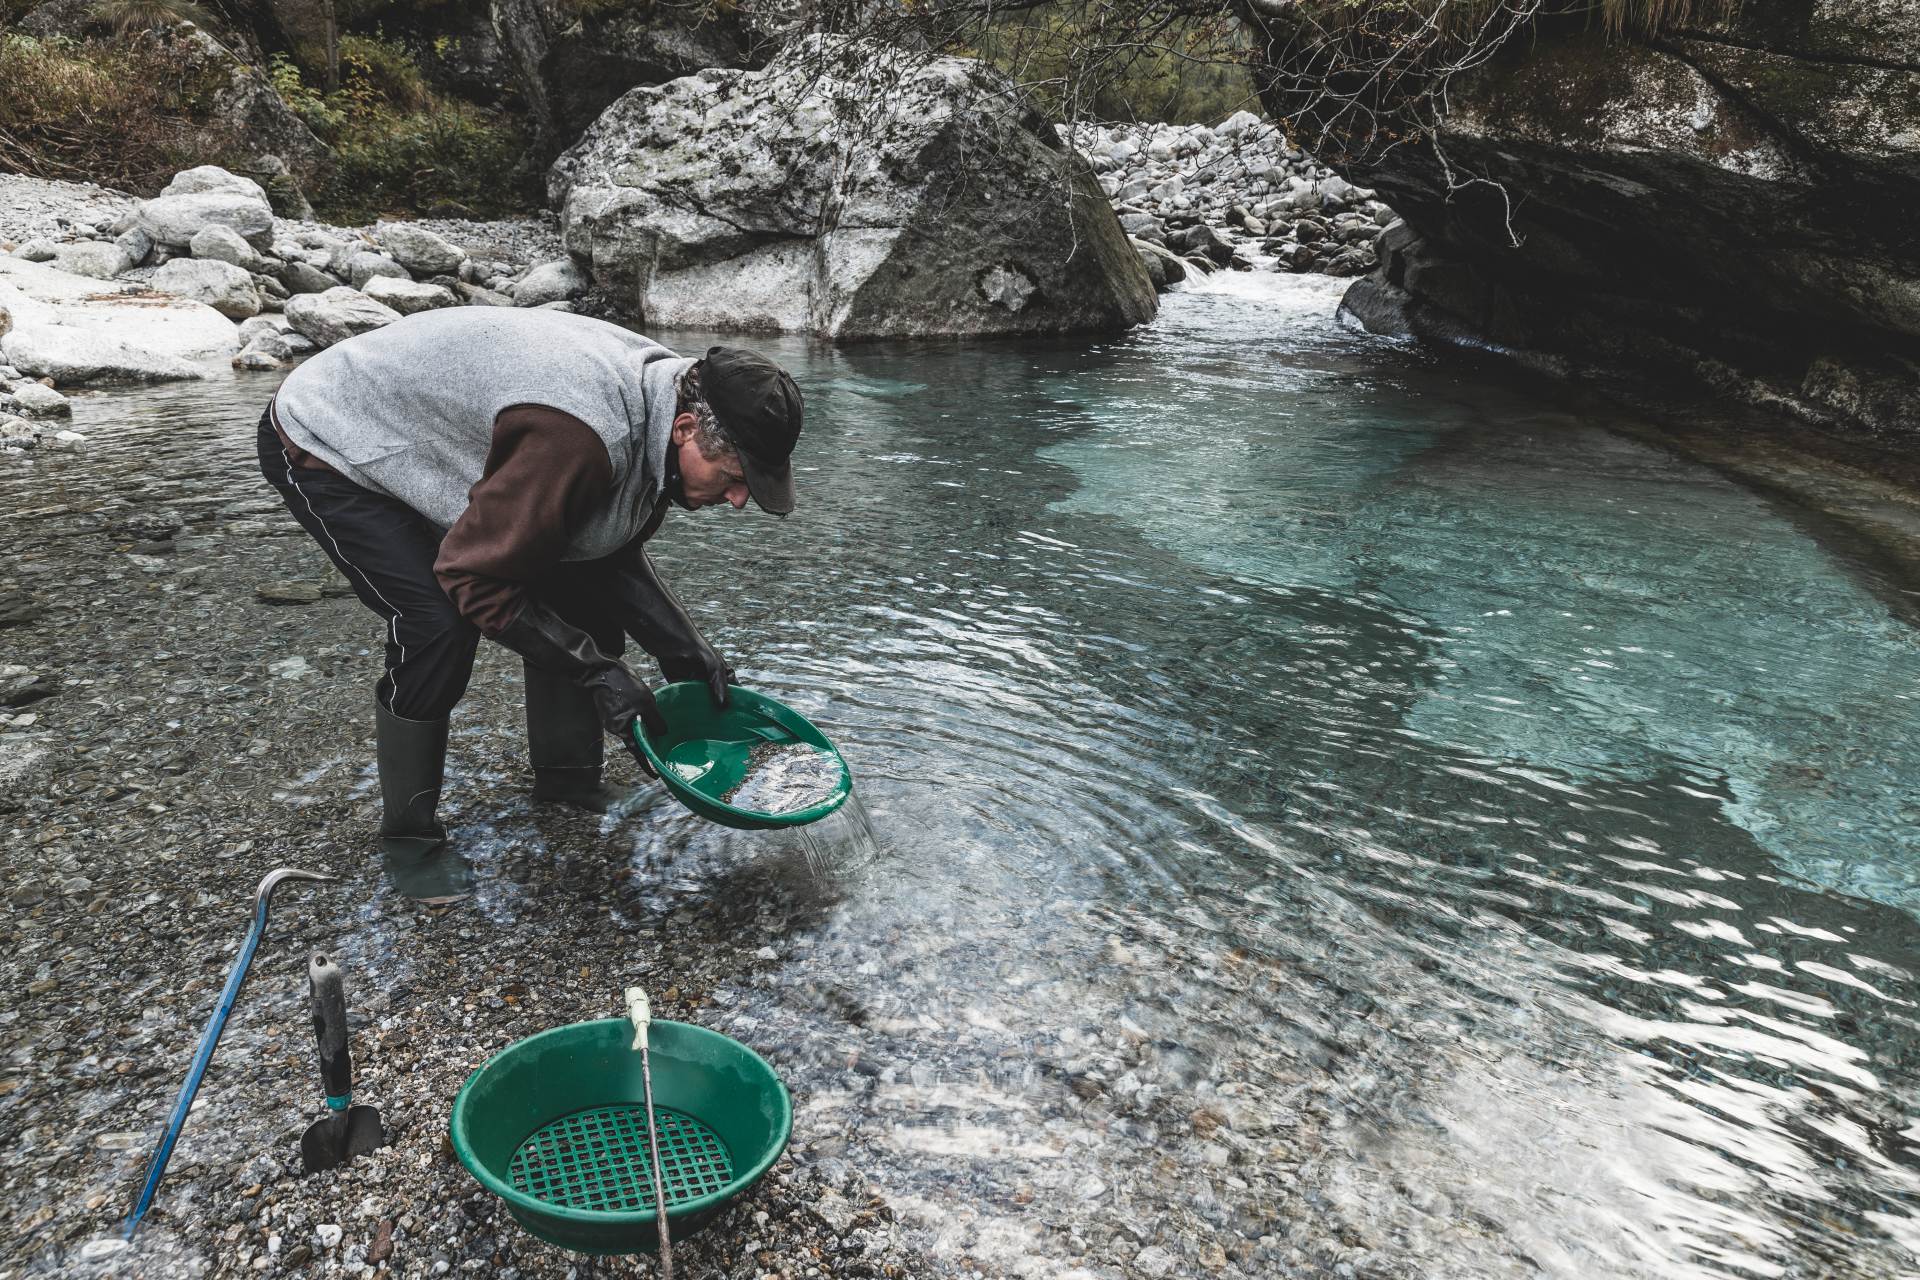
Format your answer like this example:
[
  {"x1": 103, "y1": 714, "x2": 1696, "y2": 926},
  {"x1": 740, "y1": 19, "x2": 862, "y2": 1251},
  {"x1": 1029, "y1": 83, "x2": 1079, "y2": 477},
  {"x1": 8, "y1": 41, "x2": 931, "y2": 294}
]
[
  {"x1": 256, "y1": 581, "x2": 323, "y2": 604},
  {"x1": 1, "y1": 672, "x2": 55, "y2": 707},
  {"x1": 0, "y1": 596, "x2": 42, "y2": 628}
]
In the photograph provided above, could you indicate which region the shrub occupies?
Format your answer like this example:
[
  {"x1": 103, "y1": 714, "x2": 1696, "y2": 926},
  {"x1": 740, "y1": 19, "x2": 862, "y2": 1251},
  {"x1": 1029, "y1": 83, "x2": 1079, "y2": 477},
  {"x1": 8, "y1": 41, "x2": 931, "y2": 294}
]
[
  {"x1": 0, "y1": 33, "x2": 242, "y2": 191},
  {"x1": 317, "y1": 98, "x2": 533, "y2": 221},
  {"x1": 267, "y1": 42, "x2": 535, "y2": 220}
]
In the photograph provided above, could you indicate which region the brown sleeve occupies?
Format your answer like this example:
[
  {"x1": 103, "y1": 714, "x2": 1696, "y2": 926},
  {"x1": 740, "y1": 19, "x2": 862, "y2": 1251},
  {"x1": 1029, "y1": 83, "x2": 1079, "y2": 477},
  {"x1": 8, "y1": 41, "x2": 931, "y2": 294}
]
[{"x1": 433, "y1": 405, "x2": 614, "y2": 636}]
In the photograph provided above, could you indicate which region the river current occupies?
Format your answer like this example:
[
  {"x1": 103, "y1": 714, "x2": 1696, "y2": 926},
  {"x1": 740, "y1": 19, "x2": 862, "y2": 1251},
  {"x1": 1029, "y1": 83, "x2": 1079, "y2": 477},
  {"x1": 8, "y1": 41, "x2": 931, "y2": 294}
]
[{"x1": 22, "y1": 271, "x2": 1920, "y2": 1277}]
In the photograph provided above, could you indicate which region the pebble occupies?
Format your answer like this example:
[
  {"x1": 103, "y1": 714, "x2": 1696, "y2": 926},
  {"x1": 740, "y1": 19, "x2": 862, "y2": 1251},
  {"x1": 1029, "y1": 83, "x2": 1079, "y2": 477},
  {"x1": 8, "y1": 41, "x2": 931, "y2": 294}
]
[
  {"x1": 1135, "y1": 1244, "x2": 1176, "y2": 1277},
  {"x1": 256, "y1": 581, "x2": 323, "y2": 603},
  {"x1": 315, "y1": 1222, "x2": 343, "y2": 1250}
]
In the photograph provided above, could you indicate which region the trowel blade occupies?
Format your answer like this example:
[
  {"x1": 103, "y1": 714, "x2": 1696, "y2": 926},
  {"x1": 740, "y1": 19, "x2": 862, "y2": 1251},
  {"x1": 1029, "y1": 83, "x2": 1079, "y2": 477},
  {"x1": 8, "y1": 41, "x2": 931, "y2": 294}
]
[
  {"x1": 300, "y1": 1115, "x2": 346, "y2": 1174},
  {"x1": 344, "y1": 1105, "x2": 385, "y2": 1159}
]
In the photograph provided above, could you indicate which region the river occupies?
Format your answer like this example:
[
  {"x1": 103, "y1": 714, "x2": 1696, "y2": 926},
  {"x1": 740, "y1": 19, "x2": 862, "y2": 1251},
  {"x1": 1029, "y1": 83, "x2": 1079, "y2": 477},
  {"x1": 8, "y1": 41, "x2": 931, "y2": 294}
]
[{"x1": 5, "y1": 271, "x2": 1918, "y2": 1278}]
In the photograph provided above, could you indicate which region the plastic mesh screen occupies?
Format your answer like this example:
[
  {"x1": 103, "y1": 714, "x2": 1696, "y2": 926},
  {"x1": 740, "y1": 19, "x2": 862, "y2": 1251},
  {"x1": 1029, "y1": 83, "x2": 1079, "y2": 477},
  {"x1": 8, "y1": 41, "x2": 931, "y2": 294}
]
[{"x1": 507, "y1": 1104, "x2": 735, "y2": 1213}]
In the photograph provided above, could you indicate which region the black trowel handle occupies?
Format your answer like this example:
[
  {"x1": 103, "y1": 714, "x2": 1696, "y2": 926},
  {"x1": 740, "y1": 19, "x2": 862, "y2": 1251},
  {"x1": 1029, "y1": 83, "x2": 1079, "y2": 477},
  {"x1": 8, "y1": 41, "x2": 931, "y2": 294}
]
[{"x1": 307, "y1": 954, "x2": 352, "y2": 1103}]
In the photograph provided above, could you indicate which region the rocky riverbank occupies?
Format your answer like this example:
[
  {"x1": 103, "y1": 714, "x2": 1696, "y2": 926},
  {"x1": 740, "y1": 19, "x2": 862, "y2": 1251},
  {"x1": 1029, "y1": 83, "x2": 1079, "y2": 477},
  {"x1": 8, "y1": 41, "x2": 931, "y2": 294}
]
[
  {"x1": 1064, "y1": 114, "x2": 1397, "y2": 291},
  {"x1": 0, "y1": 167, "x2": 572, "y2": 429}
]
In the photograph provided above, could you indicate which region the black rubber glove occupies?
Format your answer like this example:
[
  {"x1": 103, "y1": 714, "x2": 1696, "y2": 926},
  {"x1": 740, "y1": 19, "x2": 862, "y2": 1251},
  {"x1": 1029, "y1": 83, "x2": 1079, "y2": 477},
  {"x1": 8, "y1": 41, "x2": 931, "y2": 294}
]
[
  {"x1": 494, "y1": 598, "x2": 668, "y2": 740},
  {"x1": 607, "y1": 549, "x2": 738, "y2": 709}
]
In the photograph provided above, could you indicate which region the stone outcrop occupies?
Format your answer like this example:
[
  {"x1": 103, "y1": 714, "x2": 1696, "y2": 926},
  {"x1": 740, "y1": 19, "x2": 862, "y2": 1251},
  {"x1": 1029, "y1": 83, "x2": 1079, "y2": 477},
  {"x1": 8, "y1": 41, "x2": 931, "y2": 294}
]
[
  {"x1": 551, "y1": 37, "x2": 1157, "y2": 339},
  {"x1": 284, "y1": 286, "x2": 403, "y2": 348},
  {"x1": 1248, "y1": 0, "x2": 1920, "y2": 441},
  {"x1": 489, "y1": 0, "x2": 765, "y2": 158},
  {"x1": 0, "y1": 256, "x2": 235, "y2": 382}
]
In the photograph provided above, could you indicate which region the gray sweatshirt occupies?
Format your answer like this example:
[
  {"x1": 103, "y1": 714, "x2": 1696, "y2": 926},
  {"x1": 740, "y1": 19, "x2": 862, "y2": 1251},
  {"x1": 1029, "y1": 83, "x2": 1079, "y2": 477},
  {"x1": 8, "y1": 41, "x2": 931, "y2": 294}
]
[{"x1": 272, "y1": 307, "x2": 694, "y2": 560}]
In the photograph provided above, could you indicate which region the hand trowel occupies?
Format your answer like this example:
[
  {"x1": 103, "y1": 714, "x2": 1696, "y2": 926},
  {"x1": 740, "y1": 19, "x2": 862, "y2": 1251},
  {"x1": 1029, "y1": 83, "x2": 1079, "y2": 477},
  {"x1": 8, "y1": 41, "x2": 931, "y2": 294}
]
[{"x1": 301, "y1": 953, "x2": 386, "y2": 1173}]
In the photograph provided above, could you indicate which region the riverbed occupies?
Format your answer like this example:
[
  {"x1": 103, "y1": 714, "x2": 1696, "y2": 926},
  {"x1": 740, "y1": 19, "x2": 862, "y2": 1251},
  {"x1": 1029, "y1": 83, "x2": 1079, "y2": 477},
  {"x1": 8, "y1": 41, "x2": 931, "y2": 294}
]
[{"x1": 3, "y1": 272, "x2": 1918, "y2": 1279}]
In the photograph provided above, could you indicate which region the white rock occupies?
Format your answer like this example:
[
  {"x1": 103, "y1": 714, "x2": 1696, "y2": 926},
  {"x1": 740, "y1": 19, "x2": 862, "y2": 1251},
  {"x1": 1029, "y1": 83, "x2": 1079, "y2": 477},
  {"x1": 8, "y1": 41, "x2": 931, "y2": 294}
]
[
  {"x1": 236, "y1": 315, "x2": 294, "y2": 345},
  {"x1": 47, "y1": 429, "x2": 87, "y2": 449},
  {"x1": 8, "y1": 381, "x2": 70, "y2": 416},
  {"x1": 241, "y1": 330, "x2": 293, "y2": 360},
  {"x1": 375, "y1": 222, "x2": 465, "y2": 276},
  {"x1": 50, "y1": 241, "x2": 132, "y2": 280},
  {"x1": 233, "y1": 347, "x2": 282, "y2": 370},
  {"x1": 1, "y1": 256, "x2": 231, "y2": 381},
  {"x1": 314, "y1": 1223, "x2": 343, "y2": 1250},
  {"x1": 550, "y1": 35, "x2": 1154, "y2": 337},
  {"x1": 362, "y1": 276, "x2": 457, "y2": 315},
  {"x1": 160, "y1": 165, "x2": 270, "y2": 204},
  {"x1": 136, "y1": 192, "x2": 274, "y2": 251},
  {"x1": 151, "y1": 258, "x2": 261, "y2": 320},
  {"x1": 115, "y1": 226, "x2": 154, "y2": 267},
  {"x1": 284, "y1": 287, "x2": 402, "y2": 348},
  {"x1": 189, "y1": 224, "x2": 260, "y2": 271},
  {"x1": 512, "y1": 259, "x2": 588, "y2": 308},
  {"x1": 1133, "y1": 1245, "x2": 1175, "y2": 1278},
  {"x1": 345, "y1": 251, "x2": 409, "y2": 291},
  {"x1": 1, "y1": 326, "x2": 205, "y2": 384},
  {"x1": 13, "y1": 239, "x2": 57, "y2": 262}
]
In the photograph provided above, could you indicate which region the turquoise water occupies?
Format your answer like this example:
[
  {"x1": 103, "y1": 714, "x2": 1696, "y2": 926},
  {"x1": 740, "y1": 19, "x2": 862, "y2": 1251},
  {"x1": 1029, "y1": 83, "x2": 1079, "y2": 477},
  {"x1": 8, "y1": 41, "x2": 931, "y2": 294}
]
[{"x1": 645, "y1": 272, "x2": 1920, "y2": 1277}]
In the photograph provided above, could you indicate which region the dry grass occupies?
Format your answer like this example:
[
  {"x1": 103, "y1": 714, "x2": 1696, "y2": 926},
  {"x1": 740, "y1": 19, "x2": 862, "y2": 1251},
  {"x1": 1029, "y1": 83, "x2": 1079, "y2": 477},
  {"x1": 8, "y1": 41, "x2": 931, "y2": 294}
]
[{"x1": 0, "y1": 34, "x2": 242, "y2": 191}]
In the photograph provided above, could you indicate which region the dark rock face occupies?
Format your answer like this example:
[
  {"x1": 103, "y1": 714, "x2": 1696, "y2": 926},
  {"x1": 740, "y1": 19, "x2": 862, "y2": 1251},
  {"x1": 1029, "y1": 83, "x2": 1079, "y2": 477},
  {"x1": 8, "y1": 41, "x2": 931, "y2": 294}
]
[
  {"x1": 1252, "y1": 1, "x2": 1920, "y2": 442},
  {"x1": 488, "y1": 0, "x2": 765, "y2": 157}
]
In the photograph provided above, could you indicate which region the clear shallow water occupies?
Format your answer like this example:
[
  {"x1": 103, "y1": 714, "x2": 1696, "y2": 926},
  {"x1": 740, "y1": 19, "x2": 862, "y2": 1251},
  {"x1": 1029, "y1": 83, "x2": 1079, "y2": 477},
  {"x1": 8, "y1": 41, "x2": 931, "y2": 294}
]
[{"x1": 18, "y1": 273, "x2": 1920, "y2": 1277}]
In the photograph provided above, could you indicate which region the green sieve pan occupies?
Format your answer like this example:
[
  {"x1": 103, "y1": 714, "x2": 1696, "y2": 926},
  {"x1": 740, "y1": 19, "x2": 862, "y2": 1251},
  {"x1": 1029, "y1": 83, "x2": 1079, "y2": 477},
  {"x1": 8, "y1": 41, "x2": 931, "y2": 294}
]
[
  {"x1": 625, "y1": 683, "x2": 853, "y2": 830},
  {"x1": 450, "y1": 1018, "x2": 791, "y2": 1255}
]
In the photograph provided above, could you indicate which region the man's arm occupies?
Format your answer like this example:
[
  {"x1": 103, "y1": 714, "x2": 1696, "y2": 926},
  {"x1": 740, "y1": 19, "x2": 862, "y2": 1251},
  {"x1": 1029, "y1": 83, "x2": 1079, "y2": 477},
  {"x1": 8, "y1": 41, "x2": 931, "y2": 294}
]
[
  {"x1": 435, "y1": 408, "x2": 664, "y2": 738},
  {"x1": 603, "y1": 545, "x2": 737, "y2": 707},
  {"x1": 433, "y1": 406, "x2": 613, "y2": 635}
]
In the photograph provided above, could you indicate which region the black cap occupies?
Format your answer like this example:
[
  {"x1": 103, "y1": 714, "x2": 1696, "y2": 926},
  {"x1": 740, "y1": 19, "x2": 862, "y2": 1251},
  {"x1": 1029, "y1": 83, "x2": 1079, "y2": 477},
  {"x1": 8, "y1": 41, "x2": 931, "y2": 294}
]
[{"x1": 699, "y1": 346, "x2": 803, "y2": 515}]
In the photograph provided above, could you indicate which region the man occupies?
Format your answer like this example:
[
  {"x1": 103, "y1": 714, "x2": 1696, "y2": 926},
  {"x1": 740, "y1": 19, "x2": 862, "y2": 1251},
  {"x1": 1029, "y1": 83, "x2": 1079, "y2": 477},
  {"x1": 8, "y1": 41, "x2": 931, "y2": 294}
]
[{"x1": 257, "y1": 306, "x2": 803, "y2": 891}]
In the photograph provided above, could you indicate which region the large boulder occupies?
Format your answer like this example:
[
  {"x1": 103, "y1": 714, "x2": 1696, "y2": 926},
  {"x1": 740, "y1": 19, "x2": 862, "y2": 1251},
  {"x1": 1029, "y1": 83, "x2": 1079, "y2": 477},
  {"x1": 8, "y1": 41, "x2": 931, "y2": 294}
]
[
  {"x1": 136, "y1": 191, "x2": 275, "y2": 253},
  {"x1": 550, "y1": 37, "x2": 1156, "y2": 339},
  {"x1": 0, "y1": 256, "x2": 235, "y2": 383},
  {"x1": 151, "y1": 258, "x2": 263, "y2": 320},
  {"x1": 1250, "y1": 0, "x2": 1920, "y2": 440},
  {"x1": 284, "y1": 287, "x2": 402, "y2": 348}
]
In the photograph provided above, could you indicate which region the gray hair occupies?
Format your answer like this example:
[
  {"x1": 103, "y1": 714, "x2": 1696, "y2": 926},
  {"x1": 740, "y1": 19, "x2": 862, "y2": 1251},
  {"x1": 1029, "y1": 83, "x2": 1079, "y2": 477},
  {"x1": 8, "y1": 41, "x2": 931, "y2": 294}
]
[{"x1": 676, "y1": 364, "x2": 735, "y2": 461}]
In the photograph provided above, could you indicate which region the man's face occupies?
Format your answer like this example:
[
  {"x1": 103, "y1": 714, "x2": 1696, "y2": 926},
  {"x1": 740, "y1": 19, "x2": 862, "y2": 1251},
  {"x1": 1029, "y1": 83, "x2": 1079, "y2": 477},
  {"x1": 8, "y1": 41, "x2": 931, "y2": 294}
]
[{"x1": 670, "y1": 414, "x2": 749, "y2": 510}]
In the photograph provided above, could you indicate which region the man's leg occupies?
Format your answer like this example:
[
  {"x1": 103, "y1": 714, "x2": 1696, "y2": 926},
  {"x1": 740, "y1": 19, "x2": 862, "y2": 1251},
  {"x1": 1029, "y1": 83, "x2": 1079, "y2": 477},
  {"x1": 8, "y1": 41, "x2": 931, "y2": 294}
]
[
  {"x1": 257, "y1": 411, "x2": 481, "y2": 864},
  {"x1": 523, "y1": 560, "x2": 630, "y2": 812}
]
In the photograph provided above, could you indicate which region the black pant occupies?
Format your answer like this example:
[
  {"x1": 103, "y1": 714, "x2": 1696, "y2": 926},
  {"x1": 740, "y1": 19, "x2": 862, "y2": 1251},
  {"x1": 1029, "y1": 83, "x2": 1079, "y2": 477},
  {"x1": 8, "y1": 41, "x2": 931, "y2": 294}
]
[{"x1": 257, "y1": 410, "x2": 623, "y2": 721}]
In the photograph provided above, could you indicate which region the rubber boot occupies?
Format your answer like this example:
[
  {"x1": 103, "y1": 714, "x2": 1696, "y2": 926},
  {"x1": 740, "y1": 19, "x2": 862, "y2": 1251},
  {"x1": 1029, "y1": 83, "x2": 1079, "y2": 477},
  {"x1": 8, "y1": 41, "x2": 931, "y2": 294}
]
[
  {"x1": 525, "y1": 662, "x2": 631, "y2": 814},
  {"x1": 374, "y1": 703, "x2": 471, "y2": 904}
]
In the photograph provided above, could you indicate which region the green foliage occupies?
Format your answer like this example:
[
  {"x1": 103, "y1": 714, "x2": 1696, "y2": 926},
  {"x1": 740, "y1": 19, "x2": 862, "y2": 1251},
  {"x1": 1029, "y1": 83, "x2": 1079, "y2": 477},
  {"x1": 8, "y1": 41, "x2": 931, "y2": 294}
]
[
  {"x1": 319, "y1": 99, "x2": 532, "y2": 221},
  {"x1": 337, "y1": 32, "x2": 431, "y2": 111},
  {"x1": 267, "y1": 45, "x2": 533, "y2": 221},
  {"x1": 0, "y1": 31, "x2": 242, "y2": 190},
  {"x1": 271, "y1": 51, "x2": 346, "y2": 132}
]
